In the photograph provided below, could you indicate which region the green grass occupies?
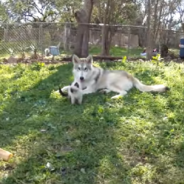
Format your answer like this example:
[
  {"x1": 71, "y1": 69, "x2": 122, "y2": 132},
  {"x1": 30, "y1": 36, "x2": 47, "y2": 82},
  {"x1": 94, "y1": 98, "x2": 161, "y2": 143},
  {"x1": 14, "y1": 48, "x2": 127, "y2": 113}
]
[
  {"x1": 0, "y1": 60, "x2": 184, "y2": 184},
  {"x1": 0, "y1": 43, "x2": 180, "y2": 60},
  {"x1": 89, "y1": 46, "x2": 143, "y2": 57},
  {"x1": 0, "y1": 45, "x2": 144, "y2": 59}
]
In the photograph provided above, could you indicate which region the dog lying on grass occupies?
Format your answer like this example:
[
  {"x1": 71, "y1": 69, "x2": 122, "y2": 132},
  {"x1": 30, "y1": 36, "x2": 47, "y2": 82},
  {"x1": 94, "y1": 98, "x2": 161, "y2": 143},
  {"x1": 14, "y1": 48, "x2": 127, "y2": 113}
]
[{"x1": 60, "y1": 55, "x2": 169, "y2": 99}]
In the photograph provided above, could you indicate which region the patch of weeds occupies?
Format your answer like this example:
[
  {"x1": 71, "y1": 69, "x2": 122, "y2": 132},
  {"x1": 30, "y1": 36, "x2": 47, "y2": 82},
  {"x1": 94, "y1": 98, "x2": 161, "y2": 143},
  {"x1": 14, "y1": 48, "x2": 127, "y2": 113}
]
[{"x1": 31, "y1": 62, "x2": 45, "y2": 71}]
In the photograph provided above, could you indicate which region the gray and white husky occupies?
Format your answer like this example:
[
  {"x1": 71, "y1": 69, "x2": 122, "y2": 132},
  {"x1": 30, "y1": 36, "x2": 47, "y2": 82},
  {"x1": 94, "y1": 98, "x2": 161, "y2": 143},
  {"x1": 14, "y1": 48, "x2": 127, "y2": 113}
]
[
  {"x1": 59, "y1": 81, "x2": 83, "y2": 104},
  {"x1": 61, "y1": 54, "x2": 169, "y2": 99}
]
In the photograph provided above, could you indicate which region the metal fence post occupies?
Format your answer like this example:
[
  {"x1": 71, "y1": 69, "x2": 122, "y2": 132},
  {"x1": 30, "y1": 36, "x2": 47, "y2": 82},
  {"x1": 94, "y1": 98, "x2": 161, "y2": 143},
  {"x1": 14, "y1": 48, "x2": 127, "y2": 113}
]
[
  {"x1": 39, "y1": 23, "x2": 43, "y2": 56},
  {"x1": 4, "y1": 23, "x2": 9, "y2": 42},
  {"x1": 64, "y1": 22, "x2": 71, "y2": 51}
]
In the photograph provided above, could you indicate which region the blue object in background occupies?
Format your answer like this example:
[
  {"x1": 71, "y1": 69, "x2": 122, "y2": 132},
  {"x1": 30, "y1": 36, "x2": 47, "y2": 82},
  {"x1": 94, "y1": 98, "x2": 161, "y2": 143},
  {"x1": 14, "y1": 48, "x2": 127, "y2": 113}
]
[
  {"x1": 49, "y1": 46, "x2": 60, "y2": 56},
  {"x1": 180, "y1": 38, "x2": 184, "y2": 58}
]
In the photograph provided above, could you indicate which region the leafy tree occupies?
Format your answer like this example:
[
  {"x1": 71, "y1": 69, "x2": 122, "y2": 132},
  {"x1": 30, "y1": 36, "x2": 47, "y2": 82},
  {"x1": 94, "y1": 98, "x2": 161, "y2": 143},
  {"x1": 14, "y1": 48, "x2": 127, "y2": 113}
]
[
  {"x1": 94, "y1": 0, "x2": 136, "y2": 55},
  {"x1": 135, "y1": 0, "x2": 184, "y2": 46},
  {"x1": 3, "y1": 0, "x2": 59, "y2": 23},
  {"x1": 55, "y1": 0, "x2": 81, "y2": 23},
  {"x1": 0, "y1": 2, "x2": 8, "y2": 23}
]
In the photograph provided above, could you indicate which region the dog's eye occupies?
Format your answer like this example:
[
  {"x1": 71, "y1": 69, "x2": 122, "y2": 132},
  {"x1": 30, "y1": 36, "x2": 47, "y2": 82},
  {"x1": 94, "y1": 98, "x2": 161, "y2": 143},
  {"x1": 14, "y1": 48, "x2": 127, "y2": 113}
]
[
  {"x1": 78, "y1": 67, "x2": 81, "y2": 70},
  {"x1": 84, "y1": 67, "x2": 87, "y2": 71}
]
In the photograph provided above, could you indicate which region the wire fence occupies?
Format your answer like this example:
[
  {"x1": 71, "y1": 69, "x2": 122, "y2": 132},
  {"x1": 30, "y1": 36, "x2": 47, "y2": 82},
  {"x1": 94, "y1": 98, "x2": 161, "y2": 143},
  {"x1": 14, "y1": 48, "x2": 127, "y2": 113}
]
[{"x1": 0, "y1": 22, "x2": 183, "y2": 59}]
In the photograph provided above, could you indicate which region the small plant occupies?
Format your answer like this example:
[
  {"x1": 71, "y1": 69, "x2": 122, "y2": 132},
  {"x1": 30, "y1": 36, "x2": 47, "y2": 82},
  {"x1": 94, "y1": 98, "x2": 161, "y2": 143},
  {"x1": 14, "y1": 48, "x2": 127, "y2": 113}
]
[
  {"x1": 122, "y1": 55, "x2": 127, "y2": 64},
  {"x1": 31, "y1": 62, "x2": 45, "y2": 70},
  {"x1": 18, "y1": 45, "x2": 30, "y2": 59},
  {"x1": 8, "y1": 48, "x2": 15, "y2": 56},
  {"x1": 30, "y1": 44, "x2": 38, "y2": 59}
]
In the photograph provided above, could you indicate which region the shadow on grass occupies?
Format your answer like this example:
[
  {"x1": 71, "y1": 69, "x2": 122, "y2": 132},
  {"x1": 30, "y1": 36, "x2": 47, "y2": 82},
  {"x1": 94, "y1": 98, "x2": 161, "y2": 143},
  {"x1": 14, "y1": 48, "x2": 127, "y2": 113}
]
[{"x1": 0, "y1": 63, "x2": 132, "y2": 184}]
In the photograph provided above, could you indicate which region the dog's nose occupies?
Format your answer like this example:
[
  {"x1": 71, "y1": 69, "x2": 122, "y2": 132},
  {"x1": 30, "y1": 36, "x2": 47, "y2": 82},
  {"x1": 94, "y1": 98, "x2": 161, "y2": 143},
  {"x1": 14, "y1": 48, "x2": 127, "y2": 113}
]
[{"x1": 80, "y1": 76, "x2": 84, "y2": 81}]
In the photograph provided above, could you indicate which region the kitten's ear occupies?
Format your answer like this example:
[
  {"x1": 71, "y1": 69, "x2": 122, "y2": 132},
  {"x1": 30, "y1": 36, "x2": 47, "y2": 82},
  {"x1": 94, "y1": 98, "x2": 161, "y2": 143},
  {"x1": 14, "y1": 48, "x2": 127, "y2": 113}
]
[
  {"x1": 74, "y1": 82, "x2": 79, "y2": 88},
  {"x1": 86, "y1": 55, "x2": 93, "y2": 64},
  {"x1": 72, "y1": 54, "x2": 80, "y2": 64}
]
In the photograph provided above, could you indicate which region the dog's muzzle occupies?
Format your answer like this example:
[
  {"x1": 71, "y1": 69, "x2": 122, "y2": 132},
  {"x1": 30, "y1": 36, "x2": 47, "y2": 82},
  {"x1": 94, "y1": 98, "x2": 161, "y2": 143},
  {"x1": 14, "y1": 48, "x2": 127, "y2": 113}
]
[{"x1": 80, "y1": 76, "x2": 84, "y2": 82}]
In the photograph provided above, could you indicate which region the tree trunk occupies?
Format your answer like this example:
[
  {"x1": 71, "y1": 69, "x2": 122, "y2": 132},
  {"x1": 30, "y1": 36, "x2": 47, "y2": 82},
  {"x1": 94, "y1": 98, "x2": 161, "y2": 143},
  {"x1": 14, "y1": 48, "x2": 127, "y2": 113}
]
[
  {"x1": 182, "y1": 23, "x2": 184, "y2": 32},
  {"x1": 138, "y1": 27, "x2": 147, "y2": 47},
  {"x1": 146, "y1": 0, "x2": 152, "y2": 60},
  {"x1": 81, "y1": 24, "x2": 90, "y2": 56},
  {"x1": 101, "y1": 25, "x2": 111, "y2": 56},
  {"x1": 101, "y1": 0, "x2": 112, "y2": 56},
  {"x1": 74, "y1": 0, "x2": 94, "y2": 57}
]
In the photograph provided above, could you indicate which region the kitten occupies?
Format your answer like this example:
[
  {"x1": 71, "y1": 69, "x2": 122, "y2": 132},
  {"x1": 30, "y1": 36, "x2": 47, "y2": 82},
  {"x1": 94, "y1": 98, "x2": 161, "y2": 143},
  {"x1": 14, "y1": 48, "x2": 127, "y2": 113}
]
[{"x1": 59, "y1": 82, "x2": 83, "y2": 104}]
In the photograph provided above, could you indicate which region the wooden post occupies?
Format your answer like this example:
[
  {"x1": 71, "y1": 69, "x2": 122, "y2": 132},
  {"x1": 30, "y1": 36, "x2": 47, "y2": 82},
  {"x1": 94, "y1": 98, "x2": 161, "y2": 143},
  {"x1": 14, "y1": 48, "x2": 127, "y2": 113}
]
[
  {"x1": 127, "y1": 27, "x2": 131, "y2": 60},
  {"x1": 0, "y1": 148, "x2": 13, "y2": 161}
]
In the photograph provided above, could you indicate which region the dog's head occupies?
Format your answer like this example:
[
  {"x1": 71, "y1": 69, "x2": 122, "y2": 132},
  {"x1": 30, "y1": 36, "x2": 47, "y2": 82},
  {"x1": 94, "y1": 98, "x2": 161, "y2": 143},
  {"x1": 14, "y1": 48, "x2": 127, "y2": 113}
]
[{"x1": 72, "y1": 55, "x2": 93, "y2": 82}]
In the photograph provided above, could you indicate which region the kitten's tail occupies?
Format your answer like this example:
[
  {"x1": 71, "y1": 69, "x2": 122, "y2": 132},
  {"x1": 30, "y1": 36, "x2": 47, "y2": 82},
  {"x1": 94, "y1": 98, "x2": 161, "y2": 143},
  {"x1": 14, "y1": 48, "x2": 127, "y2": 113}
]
[{"x1": 59, "y1": 87, "x2": 68, "y2": 97}]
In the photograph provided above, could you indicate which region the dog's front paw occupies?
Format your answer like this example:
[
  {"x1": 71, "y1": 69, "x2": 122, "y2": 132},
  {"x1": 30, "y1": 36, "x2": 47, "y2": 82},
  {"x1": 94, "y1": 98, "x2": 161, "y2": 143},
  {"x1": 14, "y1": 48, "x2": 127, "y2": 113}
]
[
  {"x1": 111, "y1": 95, "x2": 123, "y2": 99},
  {"x1": 99, "y1": 89, "x2": 111, "y2": 94}
]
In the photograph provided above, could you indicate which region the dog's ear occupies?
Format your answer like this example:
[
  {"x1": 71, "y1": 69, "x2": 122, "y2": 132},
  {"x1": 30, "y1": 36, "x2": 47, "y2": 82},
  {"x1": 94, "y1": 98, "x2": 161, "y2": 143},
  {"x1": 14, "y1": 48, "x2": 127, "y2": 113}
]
[
  {"x1": 86, "y1": 55, "x2": 93, "y2": 64},
  {"x1": 72, "y1": 54, "x2": 80, "y2": 64}
]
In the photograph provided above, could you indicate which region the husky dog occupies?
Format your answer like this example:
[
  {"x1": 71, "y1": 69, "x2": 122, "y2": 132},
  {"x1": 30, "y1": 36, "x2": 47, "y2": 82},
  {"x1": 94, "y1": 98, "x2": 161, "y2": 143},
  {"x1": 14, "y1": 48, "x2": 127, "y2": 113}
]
[
  {"x1": 61, "y1": 54, "x2": 169, "y2": 99},
  {"x1": 59, "y1": 81, "x2": 83, "y2": 104}
]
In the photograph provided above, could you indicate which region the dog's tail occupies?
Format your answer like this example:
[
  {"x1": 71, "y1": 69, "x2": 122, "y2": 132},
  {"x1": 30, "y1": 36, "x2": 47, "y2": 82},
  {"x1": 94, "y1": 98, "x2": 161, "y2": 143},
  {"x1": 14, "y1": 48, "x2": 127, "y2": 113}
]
[
  {"x1": 132, "y1": 76, "x2": 170, "y2": 92},
  {"x1": 59, "y1": 87, "x2": 68, "y2": 97}
]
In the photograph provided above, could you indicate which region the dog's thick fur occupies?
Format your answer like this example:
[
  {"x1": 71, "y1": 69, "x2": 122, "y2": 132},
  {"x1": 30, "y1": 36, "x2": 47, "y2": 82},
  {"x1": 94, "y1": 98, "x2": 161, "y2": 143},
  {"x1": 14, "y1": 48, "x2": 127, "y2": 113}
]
[
  {"x1": 61, "y1": 55, "x2": 169, "y2": 99},
  {"x1": 59, "y1": 81, "x2": 83, "y2": 104}
]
